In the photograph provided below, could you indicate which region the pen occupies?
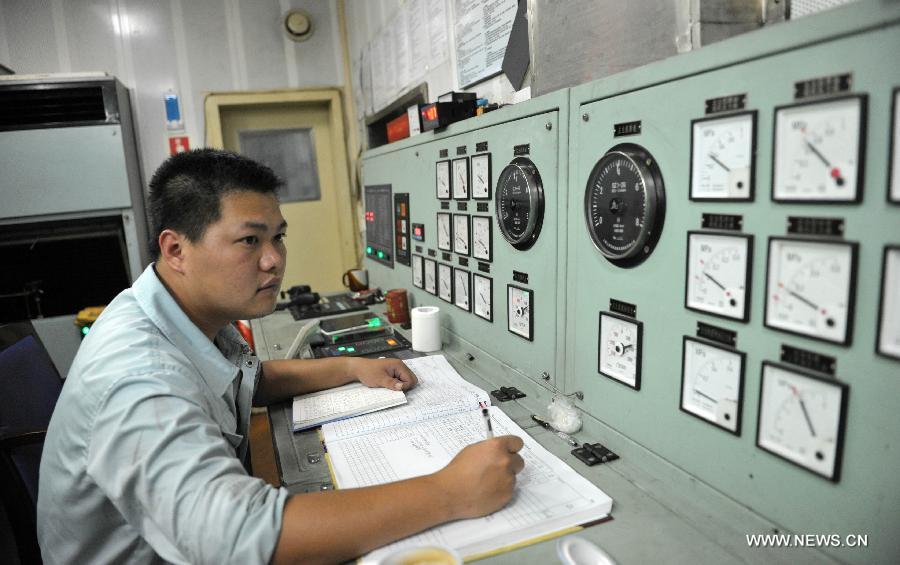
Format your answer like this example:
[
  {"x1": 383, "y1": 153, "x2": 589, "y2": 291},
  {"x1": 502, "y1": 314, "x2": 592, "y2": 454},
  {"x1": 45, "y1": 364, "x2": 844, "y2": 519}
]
[
  {"x1": 531, "y1": 414, "x2": 579, "y2": 447},
  {"x1": 482, "y1": 406, "x2": 494, "y2": 439}
]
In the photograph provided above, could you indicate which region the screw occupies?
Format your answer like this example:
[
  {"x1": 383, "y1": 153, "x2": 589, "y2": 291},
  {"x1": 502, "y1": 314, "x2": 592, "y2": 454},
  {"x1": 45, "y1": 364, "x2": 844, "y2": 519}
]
[
  {"x1": 582, "y1": 113, "x2": 589, "y2": 122},
  {"x1": 466, "y1": 353, "x2": 475, "y2": 361},
  {"x1": 541, "y1": 371, "x2": 551, "y2": 381},
  {"x1": 573, "y1": 391, "x2": 584, "y2": 401},
  {"x1": 545, "y1": 122, "x2": 552, "y2": 130}
]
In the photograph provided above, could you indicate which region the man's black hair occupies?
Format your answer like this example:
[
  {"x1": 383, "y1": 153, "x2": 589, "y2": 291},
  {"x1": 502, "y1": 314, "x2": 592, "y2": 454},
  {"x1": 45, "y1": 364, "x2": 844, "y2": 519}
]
[{"x1": 147, "y1": 148, "x2": 283, "y2": 258}]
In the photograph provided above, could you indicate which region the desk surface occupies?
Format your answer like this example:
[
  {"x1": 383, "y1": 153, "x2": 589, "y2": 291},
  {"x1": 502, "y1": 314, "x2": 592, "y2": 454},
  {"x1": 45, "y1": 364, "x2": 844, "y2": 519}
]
[{"x1": 252, "y1": 308, "x2": 835, "y2": 565}]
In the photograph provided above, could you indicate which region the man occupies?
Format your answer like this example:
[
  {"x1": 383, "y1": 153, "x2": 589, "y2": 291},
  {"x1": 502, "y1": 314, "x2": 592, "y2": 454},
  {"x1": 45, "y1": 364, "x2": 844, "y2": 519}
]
[{"x1": 38, "y1": 149, "x2": 525, "y2": 564}]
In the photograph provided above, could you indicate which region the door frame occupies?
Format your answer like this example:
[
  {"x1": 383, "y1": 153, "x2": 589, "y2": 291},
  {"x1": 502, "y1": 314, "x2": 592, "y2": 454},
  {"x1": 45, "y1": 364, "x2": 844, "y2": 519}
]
[{"x1": 204, "y1": 89, "x2": 359, "y2": 269}]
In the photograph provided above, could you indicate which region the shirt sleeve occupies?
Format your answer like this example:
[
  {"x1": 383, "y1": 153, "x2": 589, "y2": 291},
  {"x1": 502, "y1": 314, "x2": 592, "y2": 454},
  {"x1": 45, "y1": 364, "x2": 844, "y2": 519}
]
[{"x1": 85, "y1": 372, "x2": 290, "y2": 564}]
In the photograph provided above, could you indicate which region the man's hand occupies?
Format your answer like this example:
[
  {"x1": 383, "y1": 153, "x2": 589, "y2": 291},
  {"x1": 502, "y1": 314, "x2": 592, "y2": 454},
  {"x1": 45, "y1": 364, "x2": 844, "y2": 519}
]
[
  {"x1": 434, "y1": 435, "x2": 525, "y2": 519},
  {"x1": 347, "y1": 357, "x2": 418, "y2": 391}
]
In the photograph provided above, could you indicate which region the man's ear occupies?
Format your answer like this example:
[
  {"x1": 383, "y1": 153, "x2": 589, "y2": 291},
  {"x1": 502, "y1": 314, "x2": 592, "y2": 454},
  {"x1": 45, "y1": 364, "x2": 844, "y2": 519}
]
[{"x1": 158, "y1": 229, "x2": 188, "y2": 274}]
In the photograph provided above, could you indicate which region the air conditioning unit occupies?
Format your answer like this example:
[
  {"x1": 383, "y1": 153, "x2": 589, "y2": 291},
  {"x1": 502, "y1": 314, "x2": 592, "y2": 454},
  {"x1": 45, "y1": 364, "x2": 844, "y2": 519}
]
[{"x1": 0, "y1": 74, "x2": 149, "y2": 372}]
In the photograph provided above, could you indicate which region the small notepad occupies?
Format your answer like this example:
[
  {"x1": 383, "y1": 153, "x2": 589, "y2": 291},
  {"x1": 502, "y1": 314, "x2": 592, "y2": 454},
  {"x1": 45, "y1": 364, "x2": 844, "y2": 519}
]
[{"x1": 292, "y1": 382, "x2": 407, "y2": 432}]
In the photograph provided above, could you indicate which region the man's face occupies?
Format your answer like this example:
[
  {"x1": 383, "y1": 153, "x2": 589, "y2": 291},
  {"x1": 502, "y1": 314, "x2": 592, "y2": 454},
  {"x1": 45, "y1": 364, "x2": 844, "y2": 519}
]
[{"x1": 181, "y1": 191, "x2": 287, "y2": 325}]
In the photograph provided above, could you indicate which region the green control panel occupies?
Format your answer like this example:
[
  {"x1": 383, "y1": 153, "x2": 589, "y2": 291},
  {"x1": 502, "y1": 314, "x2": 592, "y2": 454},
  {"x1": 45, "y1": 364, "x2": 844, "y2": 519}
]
[{"x1": 363, "y1": 3, "x2": 899, "y2": 562}]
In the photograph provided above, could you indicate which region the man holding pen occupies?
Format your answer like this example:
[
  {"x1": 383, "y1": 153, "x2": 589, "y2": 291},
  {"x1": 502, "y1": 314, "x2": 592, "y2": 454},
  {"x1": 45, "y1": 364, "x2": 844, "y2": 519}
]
[{"x1": 37, "y1": 149, "x2": 525, "y2": 565}]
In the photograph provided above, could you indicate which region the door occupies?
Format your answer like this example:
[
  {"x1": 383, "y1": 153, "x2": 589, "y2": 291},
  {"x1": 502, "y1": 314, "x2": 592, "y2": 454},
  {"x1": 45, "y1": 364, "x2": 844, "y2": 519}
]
[{"x1": 205, "y1": 90, "x2": 357, "y2": 293}]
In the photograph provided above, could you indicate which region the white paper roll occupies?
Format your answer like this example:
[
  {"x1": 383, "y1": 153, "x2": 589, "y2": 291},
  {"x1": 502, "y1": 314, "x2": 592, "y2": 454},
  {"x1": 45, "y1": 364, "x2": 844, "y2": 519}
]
[{"x1": 411, "y1": 306, "x2": 441, "y2": 352}]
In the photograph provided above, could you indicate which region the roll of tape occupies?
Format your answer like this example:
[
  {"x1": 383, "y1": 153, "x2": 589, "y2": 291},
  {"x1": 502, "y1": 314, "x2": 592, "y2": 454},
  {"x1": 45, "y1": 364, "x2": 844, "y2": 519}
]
[{"x1": 411, "y1": 306, "x2": 441, "y2": 352}]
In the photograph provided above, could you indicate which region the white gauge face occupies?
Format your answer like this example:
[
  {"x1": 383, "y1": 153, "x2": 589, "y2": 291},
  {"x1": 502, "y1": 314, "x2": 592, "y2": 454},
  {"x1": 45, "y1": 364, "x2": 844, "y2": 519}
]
[
  {"x1": 453, "y1": 214, "x2": 470, "y2": 255},
  {"x1": 472, "y1": 216, "x2": 492, "y2": 261},
  {"x1": 454, "y1": 269, "x2": 470, "y2": 311},
  {"x1": 892, "y1": 89, "x2": 900, "y2": 202},
  {"x1": 691, "y1": 112, "x2": 755, "y2": 200},
  {"x1": 424, "y1": 259, "x2": 436, "y2": 295},
  {"x1": 878, "y1": 247, "x2": 900, "y2": 359},
  {"x1": 681, "y1": 338, "x2": 743, "y2": 433},
  {"x1": 765, "y1": 238, "x2": 856, "y2": 344},
  {"x1": 438, "y1": 263, "x2": 452, "y2": 302},
  {"x1": 472, "y1": 154, "x2": 491, "y2": 199},
  {"x1": 452, "y1": 157, "x2": 469, "y2": 199},
  {"x1": 507, "y1": 286, "x2": 532, "y2": 340},
  {"x1": 473, "y1": 274, "x2": 492, "y2": 321},
  {"x1": 436, "y1": 161, "x2": 450, "y2": 199},
  {"x1": 598, "y1": 312, "x2": 641, "y2": 389},
  {"x1": 686, "y1": 232, "x2": 751, "y2": 321},
  {"x1": 757, "y1": 363, "x2": 846, "y2": 480},
  {"x1": 412, "y1": 255, "x2": 423, "y2": 288},
  {"x1": 773, "y1": 97, "x2": 863, "y2": 202},
  {"x1": 437, "y1": 213, "x2": 451, "y2": 251}
]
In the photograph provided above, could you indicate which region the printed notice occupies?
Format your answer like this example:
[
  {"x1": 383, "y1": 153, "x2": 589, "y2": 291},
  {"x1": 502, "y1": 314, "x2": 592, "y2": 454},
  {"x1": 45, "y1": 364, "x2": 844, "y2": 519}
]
[{"x1": 454, "y1": 0, "x2": 517, "y2": 87}]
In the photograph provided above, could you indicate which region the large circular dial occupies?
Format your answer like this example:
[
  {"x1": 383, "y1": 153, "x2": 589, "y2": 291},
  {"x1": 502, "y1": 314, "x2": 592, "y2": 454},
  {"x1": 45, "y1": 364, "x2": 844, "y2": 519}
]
[
  {"x1": 584, "y1": 143, "x2": 666, "y2": 267},
  {"x1": 495, "y1": 157, "x2": 545, "y2": 251}
]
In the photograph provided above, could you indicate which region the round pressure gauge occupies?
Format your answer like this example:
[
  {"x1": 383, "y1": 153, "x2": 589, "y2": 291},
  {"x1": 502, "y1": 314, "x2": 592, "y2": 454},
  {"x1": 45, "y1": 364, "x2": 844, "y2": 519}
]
[
  {"x1": 685, "y1": 231, "x2": 753, "y2": 321},
  {"x1": 764, "y1": 237, "x2": 858, "y2": 345},
  {"x1": 436, "y1": 161, "x2": 450, "y2": 199},
  {"x1": 757, "y1": 361, "x2": 848, "y2": 481},
  {"x1": 496, "y1": 157, "x2": 545, "y2": 251},
  {"x1": 690, "y1": 111, "x2": 756, "y2": 200},
  {"x1": 598, "y1": 311, "x2": 642, "y2": 389},
  {"x1": 584, "y1": 143, "x2": 666, "y2": 268},
  {"x1": 680, "y1": 337, "x2": 745, "y2": 434},
  {"x1": 772, "y1": 96, "x2": 866, "y2": 202}
]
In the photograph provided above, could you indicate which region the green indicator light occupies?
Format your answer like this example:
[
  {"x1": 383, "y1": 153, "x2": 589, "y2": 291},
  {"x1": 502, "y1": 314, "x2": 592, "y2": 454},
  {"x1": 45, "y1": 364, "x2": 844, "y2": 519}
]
[
  {"x1": 81, "y1": 326, "x2": 90, "y2": 335},
  {"x1": 366, "y1": 246, "x2": 373, "y2": 254},
  {"x1": 338, "y1": 346, "x2": 346, "y2": 351},
  {"x1": 377, "y1": 251, "x2": 384, "y2": 259},
  {"x1": 347, "y1": 347, "x2": 356, "y2": 352},
  {"x1": 367, "y1": 318, "x2": 382, "y2": 327}
]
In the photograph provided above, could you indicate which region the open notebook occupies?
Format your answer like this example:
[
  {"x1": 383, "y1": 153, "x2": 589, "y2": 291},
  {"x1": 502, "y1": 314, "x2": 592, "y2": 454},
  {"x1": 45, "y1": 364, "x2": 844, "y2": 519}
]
[
  {"x1": 292, "y1": 382, "x2": 407, "y2": 432},
  {"x1": 322, "y1": 355, "x2": 613, "y2": 562}
]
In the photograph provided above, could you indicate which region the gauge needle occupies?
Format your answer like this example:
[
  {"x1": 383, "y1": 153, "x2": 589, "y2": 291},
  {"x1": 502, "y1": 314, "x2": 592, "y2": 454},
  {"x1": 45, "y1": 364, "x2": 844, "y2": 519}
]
[
  {"x1": 790, "y1": 385, "x2": 817, "y2": 437},
  {"x1": 806, "y1": 141, "x2": 845, "y2": 185},
  {"x1": 787, "y1": 288, "x2": 819, "y2": 310},
  {"x1": 703, "y1": 272, "x2": 727, "y2": 291},
  {"x1": 693, "y1": 388, "x2": 717, "y2": 404},
  {"x1": 806, "y1": 141, "x2": 831, "y2": 167},
  {"x1": 479, "y1": 291, "x2": 488, "y2": 304},
  {"x1": 477, "y1": 174, "x2": 484, "y2": 184},
  {"x1": 709, "y1": 153, "x2": 731, "y2": 172}
]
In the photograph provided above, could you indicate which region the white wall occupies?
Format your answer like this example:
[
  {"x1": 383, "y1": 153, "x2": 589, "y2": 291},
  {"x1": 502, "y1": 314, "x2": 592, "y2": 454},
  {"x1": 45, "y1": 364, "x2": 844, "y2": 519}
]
[{"x1": 0, "y1": 0, "x2": 346, "y2": 187}]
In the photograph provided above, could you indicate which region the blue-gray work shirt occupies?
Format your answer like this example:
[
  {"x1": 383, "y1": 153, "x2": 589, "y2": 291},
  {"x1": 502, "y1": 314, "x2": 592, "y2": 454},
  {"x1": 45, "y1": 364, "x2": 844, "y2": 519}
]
[{"x1": 37, "y1": 265, "x2": 289, "y2": 564}]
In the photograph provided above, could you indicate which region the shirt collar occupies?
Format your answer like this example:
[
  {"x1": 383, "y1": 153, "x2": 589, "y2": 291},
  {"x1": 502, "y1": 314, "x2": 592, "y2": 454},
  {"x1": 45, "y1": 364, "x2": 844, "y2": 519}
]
[{"x1": 132, "y1": 264, "x2": 248, "y2": 396}]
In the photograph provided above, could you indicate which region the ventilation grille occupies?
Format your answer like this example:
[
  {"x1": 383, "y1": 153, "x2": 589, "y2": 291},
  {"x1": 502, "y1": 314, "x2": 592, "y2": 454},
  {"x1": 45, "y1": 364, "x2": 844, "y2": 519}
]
[{"x1": 0, "y1": 86, "x2": 108, "y2": 128}]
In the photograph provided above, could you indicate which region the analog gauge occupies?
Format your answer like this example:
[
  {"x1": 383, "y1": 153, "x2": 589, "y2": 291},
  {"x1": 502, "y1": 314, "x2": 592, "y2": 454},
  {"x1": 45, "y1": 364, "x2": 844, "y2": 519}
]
[
  {"x1": 412, "y1": 255, "x2": 423, "y2": 289},
  {"x1": 690, "y1": 111, "x2": 756, "y2": 201},
  {"x1": 757, "y1": 361, "x2": 848, "y2": 481},
  {"x1": 454, "y1": 269, "x2": 471, "y2": 311},
  {"x1": 438, "y1": 263, "x2": 453, "y2": 303},
  {"x1": 472, "y1": 215, "x2": 492, "y2": 261},
  {"x1": 680, "y1": 337, "x2": 745, "y2": 434},
  {"x1": 772, "y1": 96, "x2": 866, "y2": 202},
  {"x1": 496, "y1": 157, "x2": 545, "y2": 251},
  {"x1": 877, "y1": 246, "x2": 900, "y2": 360},
  {"x1": 437, "y1": 213, "x2": 452, "y2": 251},
  {"x1": 474, "y1": 274, "x2": 493, "y2": 322},
  {"x1": 424, "y1": 258, "x2": 437, "y2": 295},
  {"x1": 891, "y1": 88, "x2": 900, "y2": 203},
  {"x1": 584, "y1": 143, "x2": 666, "y2": 268},
  {"x1": 453, "y1": 214, "x2": 470, "y2": 256},
  {"x1": 597, "y1": 311, "x2": 642, "y2": 389},
  {"x1": 472, "y1": 153, "x2": 492, "y2": 199},
  {"x1": 507, "y1": 285, "x2": 533, "y2": 340},
  {"x1": 436, "y1": 160, "x2": 450, "y2": 199},
  {"x1": 765, "y1": 237, "x2": 858, "y2": 345},
  {"x1": 452, "y1": 157, "x2": 469, "y2": 199},
  {"x1": 685, "y1": 231, "x2": 753, "y2": 321}
]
